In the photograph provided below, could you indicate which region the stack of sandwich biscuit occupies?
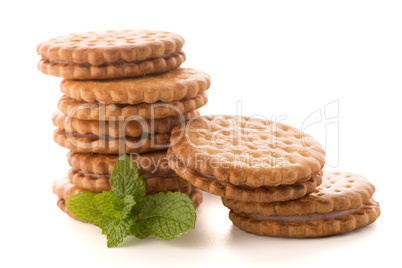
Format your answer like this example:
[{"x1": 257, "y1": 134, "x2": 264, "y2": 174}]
[
  {"x1": 37, "y1": 30, "x2": 211, "y2": 217},
  {"x1": 168, "y1": 115, "x2": 380, "y2": 237}
]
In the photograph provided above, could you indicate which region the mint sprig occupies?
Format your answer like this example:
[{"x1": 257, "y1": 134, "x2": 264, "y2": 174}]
[{"x1": 65, "y1": 154, "x2": 196, "y2": 247}]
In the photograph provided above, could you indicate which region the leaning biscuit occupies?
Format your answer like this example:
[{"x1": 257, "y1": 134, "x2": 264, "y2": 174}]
[
  {"x1": 60, "y1": 68, "x2": 211, "y2": 104},
  {"x1": 37, "y1": 30, "x2": 186, "y2": 79},
  {"x1": 57, "y1": 93, "x2": 208, "y2": 120},
  {"x1": 169, "y1": 153, "x2": 323, "y2": 202},
  {"x1": 168, "y1": 115, "x2": 325, "y2": 188},
  {"x1": 53, "y1": 128, "x2": 170, "y2": 154},
  {"x1": 222, "y1": 171, "x2": 380, "y2": 237}
]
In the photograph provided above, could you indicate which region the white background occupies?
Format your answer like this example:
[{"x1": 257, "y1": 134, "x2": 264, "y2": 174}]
[{"x1": 1, "y1": 1, "x2": 401, "y2": 267}]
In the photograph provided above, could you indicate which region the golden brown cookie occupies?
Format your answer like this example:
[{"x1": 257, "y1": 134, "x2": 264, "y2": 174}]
[
  {"x1": 53, "y1": 128, "x2": 170, "y2": 154},
  {"x1": 57, "y1": 93, "x2": 208, "y2": 120},
  {"x1": 67, "y1": 168, "x2": 191, "y2": 193},
  {"x1": 222, "y1": 171, "x2": 380, "y2": 237},
  {"x1": 60, "y1": 68, "x2": 211, "y2": 104},
  {"x1": 169, "y1": 155, "x2": 323, "y2": 202},
  {"x1": 67, "y1": 151, "x2": 172, "y2": 175},
  {"x1": 222, "y1": 171, "x2": 375, "y2": 215},
  {"x1": 37, "y1": 30, "x2": 186, "y2": 79},
  {"x1": 168, "y1": 115, "x2": 325, "y2": 188},
  {"x1": 38, "y1": 52, "x2": 185, "y2": 80},
  {"x1": 53, "y1": 109, "x2": 199, "y2": 138},
  {"x1": 66, "y1": 150, "x2": 191, "y2": 193},
  {"x1": 67, "y1": 151, "x2": 173, "y2": 175}
]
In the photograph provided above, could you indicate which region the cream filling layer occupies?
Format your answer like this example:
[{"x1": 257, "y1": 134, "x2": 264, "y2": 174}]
[
  {"x1": 47, "y1": 53, "x2": 173, "y2": 66},
  {"x1": 242, "y1": 205, "x2": 363, "y2": 222}
]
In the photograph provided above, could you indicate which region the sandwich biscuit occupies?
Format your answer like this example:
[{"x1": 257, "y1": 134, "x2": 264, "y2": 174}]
[
  {"x1": 57, "y1": 93, "x2": 208, "y2": 121},
  {"x1": 222, "y1": 171, "x2": 380, "y2": 237},
  {"x1": 60, "y1": 68, "x2": 210, "y2": 104},
  {"x1": 52, "y1": 110, "x2": 199, "y2": 138},
  {"x1": 53, "y1": 128, "x2": 170, "y2": 154},
  {"x1": 37, "y1": 30, "x2": 186, "y2": 79},
  {"x1": 168, "y1": 115, "x2": 326, "y2": 188}
]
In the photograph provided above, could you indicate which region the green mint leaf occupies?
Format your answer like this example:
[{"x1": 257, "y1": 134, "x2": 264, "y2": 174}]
[
  {"x1": 66, "y1": 192, "x2": 114, "y2": 229},
  {"x1": 121, "y1": 195, "x2": 137, "y2": 220},
  {"x1": 67, "y1": 191, "x2": 137, "y2": 247},
  {"x1": 93, "y1": 191, "x2": 124, "y2": 219},
  {"x1": 131, "y1": 192, "x2": 196, "y2": 240},
  {"x1": 102, "y1": 218, "x2": 133, "y2": 248},
  {"x1": 130, "y1": 223, "x2": 149, "y2": 239},
  {"x1": 110, "y1": 155, "x2": 146, "y2": 213}
]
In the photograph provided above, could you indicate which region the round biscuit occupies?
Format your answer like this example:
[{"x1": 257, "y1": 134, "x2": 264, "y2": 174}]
[
  {"x1": 68, "y1": 169, "x2": 191, "y2": 193},
  {"x1": 60, "y1": 68, "x2": 210, "y2": 104},
  {"x1": 37, "y1": 30, "x2": 185, "y2": 65},
  {"x1": 57, "y1": 93, "x2": 208, "y2": 120},
  {"x1": 53, "y1": 128, "x2": 170, "y2": 154},
  {"x1": 37, "y1": 51, "x2": 186, "y2": 80},
  {"x1": 67, "y1": 151, "x2": 173, "y2": 175},
  {"x1": 169, "y1": 115, "x2": 326, "y2": 187},
  {"x1": 222, "y1": 171, "x2": 376, "y2": 216},
  {"x1": 228, "y1": 199, "x2": 380, "y2": 237},
  {"x1": 53, "y1": 109, "x2": 199, "y2": 138},
  {"x1": 169, "y1": 153, "x2": 323, "y2": 202}
]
